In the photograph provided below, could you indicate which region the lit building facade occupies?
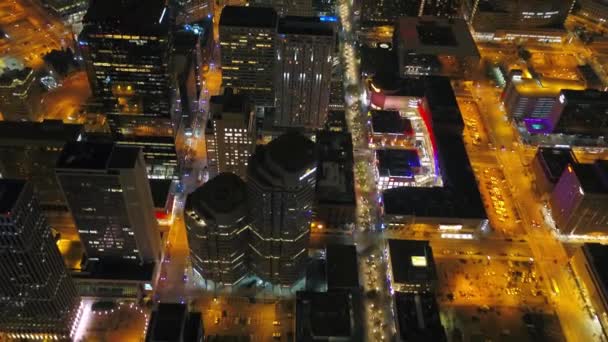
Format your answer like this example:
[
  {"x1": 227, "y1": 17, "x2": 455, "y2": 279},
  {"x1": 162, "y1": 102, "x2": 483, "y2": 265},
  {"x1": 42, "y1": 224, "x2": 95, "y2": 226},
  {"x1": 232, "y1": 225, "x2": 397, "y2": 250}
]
[
  {"x1": 219, "y1": 6, "x2": 277, "y2": 108},
  {"x1": 185, "y1": 173, "x2": 249, "y2": 286},
  {"x1": 577, "y1": 0, "x2": 608, "y2": 25},
  {"x1": 0, "y1": 180, "x2": 81, "y2": 340},
  {"x1": 274, "y1": 16, "x2": 335, "y2": 130},
  {"x1": 56, "y1": 142, "x2": 161, "y2": 264},
  {"x1": 41, "y1": 0, "x2": 89, "y2": 32},
  {"x1": 550, "y1": 160, "x2": 608, "y2": 236},
  {"x1": 250, "y1": 0, "x2": 314, "y2": 17},
  {"x1": 247, "y1": 132, "x2": 317, "y2": 286},
  {"x1": 550, "y1": 89, "x2": 608, "y2": 139},
  {"x1": 387, "y1": 239, "x2": 437, "y2": 294},
  {"x1": 360, "y1": 0, "x2": 457, "y2": 24},
  {"x1": 79, "y1": 0, "x2": 180, "y2": 179},
  {"x1": 0, "y1": 57, "x2": 42, "y2": 122},
  {"x1": 206, "y1": 89, "x2": 256, "y2": 179}
]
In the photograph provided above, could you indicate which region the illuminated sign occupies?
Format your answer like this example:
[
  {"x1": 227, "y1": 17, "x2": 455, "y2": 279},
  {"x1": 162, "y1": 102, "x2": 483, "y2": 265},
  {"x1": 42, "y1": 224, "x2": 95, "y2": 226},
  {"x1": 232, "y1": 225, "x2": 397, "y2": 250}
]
[
  {"x1": 411, "y1": 256, "x2": 427, "y2": 267},
  {"x1": 320, "y1": 16, "x2": 338, "y2": 22},
  {"x1": 299, "y1": 167, "x2": 317, "y2": 181},
  {"x1": 559, "y1": 94, "x2": 565, "y2": 104},
  {"x1": 144, "y1": 283, "x2": 153, "y2": 291},
  {"x1": 439, "y1": 224, "x2": 462, "y2": 231}
]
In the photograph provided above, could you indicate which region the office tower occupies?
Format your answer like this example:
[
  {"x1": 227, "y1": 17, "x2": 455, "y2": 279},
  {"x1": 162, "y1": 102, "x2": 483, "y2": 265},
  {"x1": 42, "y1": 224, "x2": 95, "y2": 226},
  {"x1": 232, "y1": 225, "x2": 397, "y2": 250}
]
[
  {"x1": 550, "y1": 89, "x2": 608, "y2": 138},
  {"x1": 0, "y1": 180, "x2": 80, "y2": 340},
  {"x1": 274, "y1": 17, "x2": 335, "y2": 130},
  {"x1": 219, "y1": 6, "x2": 277, "y2": 108},
  {"x1": 185, "y1": 173, "x2": 249, "y2": 285},
  {"x1": 206, "y1": 89, "x2": 256, "y2": 179},
  {"x1": 79, "y1": 0, "x2": 180, "y2": 179},
  {"x1": 146, "y1": 304, "x2": 204, "y2": 342},
  {"x1": 41, "y1": 0, "x2": 89, "y2": 32},
  {"x1": 577, "y1": 0, "x2": 608, "y2": 25},
  {"x1": 550, "y1": 160, "x2": 608, "y2": 236},
  {"x1": 313, "y1": 0, "x2": 336, "y2": 16},
  {"x1": 250, "y1": 0, "x2": 313, "y2": 17},
  {"x1": 0, "y1": 57, "x2": 42, "y2": 121},
  {"x1": 531, "y1": 147, "x2": 578, "y2": 196},
  {"x1": 56, "y1": 142, "x2": 161, "y2": 264},
  {"x1": 0, "y1": 120, "x2": 84, "y2": 236},
  {"x1": 361, "y1": 0, "x2": 423, "y2": 23},
  {"x1": 463, "y1": 0, "x2": 575, "y2": 33},
  {"x1": 247, "y1": 132, "x2": 317, "y2": 285}
]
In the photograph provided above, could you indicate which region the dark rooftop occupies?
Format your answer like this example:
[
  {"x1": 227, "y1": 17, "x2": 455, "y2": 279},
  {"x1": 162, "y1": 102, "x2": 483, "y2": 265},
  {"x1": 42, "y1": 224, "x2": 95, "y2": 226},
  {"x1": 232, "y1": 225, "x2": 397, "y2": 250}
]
[
  {"x1": 0, "y1": 120, "x2": 83, "y2": 143},
  {"x1": 267, "y1": 132, "x2": 317, "y2": 173},
  {"x1": 361, "y1": 46, "x2": 398, "y2": 77},
  {"x1": 0, "y1": 179, "x2": 26, "y2": 215},
  {"x1": 0, "y1": 67, "x2": 33, "y2": 86},
  {"x1": 83, "y1": 0, "x2": 169, "y2": 33},
  {"x1": 561, "y1": 89, "x2": 608, "y2": 103},
  {"x1": 56, "y1": 142, "x2": 139, "y2": 170},
  {"x1": 149, "y1": 179, "x2": 173, "y2": 209},
  {"x1": 573, "y1": 160, "x2": 608, "y2": 194},
  {"x1": 536, "y1": 147, "x2": 577, "y2": 183},
  {"x1": 394, "y1": 292, "x2": 447, "y2": 342},
  {"x1": 371, "y1": 110, "x2": 413, "y2": 134},
  {"x1": 326, "y1": 244, "x2": 359, "y2": 289},
  {"x1": 147, "y1": 303, "x2": 188, "y2": 342},
  {"x1": 316, "y1": 131, "x2": 356, "y2": 204},
  {"x1": 416, "y1": 24, "x2": 458, "y2": 46},
  {"x1": 219, "y1": 6, "x2": 278, "y2": 28},
  {"x1": 186, "y1": 172, "x2": 248, "y2": 219},
  {"x1": 74, "y1": 259, "x2": 156, "y2": 281},
  {"x1": 296, "y1": 291, "x2": 352, "y2": 339},
  {"x1": 583, "y1": 243, "x2": 608, "y2": 299},
  {"x1": 388, "y1": 239, "x2": 437, "y2": 285},
  {"x1": 376, "y1": 149, "x2": 420, "y2": 178},
  {"x1": 278, "y1": 16, "x2": 335, "y2": 36}
]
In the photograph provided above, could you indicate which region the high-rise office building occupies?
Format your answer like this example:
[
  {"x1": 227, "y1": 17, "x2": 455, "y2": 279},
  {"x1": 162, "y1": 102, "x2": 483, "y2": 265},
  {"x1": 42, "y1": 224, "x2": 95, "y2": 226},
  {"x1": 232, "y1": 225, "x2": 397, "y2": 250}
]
[
  {"x1": 463, "y1": 0, "x2": 575, "y2": 33},
  {"x1": 56, "y1": 142, "x2": 161, "y2": 264},
  {"x1": 577, "y1": 0, "x2": 608, "y2": 25},
  {"x1": 206, "y1": 89, "x2": 256, "y2": 179},
  {"x1": 219, "y1": 6, "x2": 277, "y2": 108},
  {"x1": 247, "y1": 132, "x2": 317, "y2": 285},
  {"x1": 41, "y1": 0, "x2": 89, "y2": 32},
  {"x1": 360, "y1": 0, "x2": 457, "y2": 24},
  {"x1": 79, "y1": 0, "x2": 180, "y2": 179},
  {"x1": 185, "y1": 173, "x2": 249, "y2": 285},
  {"x1": 550, "y1": 160, "x2": 608, "y2": 236},
  {"x1": 0, "y1": 180, "x2": 81, "y2": 340},
  {"x1": 0, "y1": 120, "x2": 84, "y2": 237},
  {"x1": 274, "y1": 16, "x2": 335, "y2": 130},
  {"x1": 0, "y1": 57, "x2": 42, "y2": 122},
  {"x1": 550, "y1": 89, "x2": 608, "y2": 138}
]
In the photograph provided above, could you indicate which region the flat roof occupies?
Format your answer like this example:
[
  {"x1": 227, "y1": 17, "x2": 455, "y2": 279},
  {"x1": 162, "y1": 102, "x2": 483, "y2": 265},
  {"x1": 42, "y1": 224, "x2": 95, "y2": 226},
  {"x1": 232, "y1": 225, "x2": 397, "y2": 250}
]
[
  {"x1": 573, "y1": 160, "x2": 608, "y2": 194},
  {"x1": 536, "y1": 147, "x2": 577, "y2": 182},
  {"x1": 397, "y1": 17, "x2": 479, "y2": 58},
  {"x1": 267, "y1": 132, "x2": 317, "y2": 173},
  {"x1": 56, "y1": 142, "x2": 139, "y2": 170},
  {"x1": 83, "y1": 0, "x2": 169, "y2": 33},
  {"x1": 219, "y1": 6, "x2": 277, "y2": 28},
  {"x1": 361, "y1": 46, "x2": 399, "y2": 77},
  {"x1": 512, "y1": 77, "x2": 585, "y2": 97},
  {"x1": 278, "y1": 16, "x2": 335, "y2": 36},
  {"x1": 561, "y1": 88, "x2": 608, "y2": 103},
  {"x1": 583, "y1": 243, "x2": 608, "y2": 299},
  {"x1": 147, "y1": 303, "x2": 188, "y2": 342},
  {"x1": 149, "y1": 179, "x2": 173, "y2": 209},
  {"x1": 74, "y1": 260, "x2": 155, "y2": 281},
  {"x1": 0, "y1": 120, "x2": 83, "y2": 144},
  {"x1": 316, "y1": 131, "x2": 356, "y2": 204},
  {"x1": 376, "y1": 149, "x2": 420, "y2": 178},
  {"x1": 326, "y1": 244, "x2": 359, "y2": 289},
  {"x1": 394, "y1": 292, "x2": 447, "y2": 342},
  {"x1": 296, "y1": 291, "x2": 352, "y2": 339},
  {"x1": 371, "y1": 110, "x2": 413, "y2": 134},
  {"x1": 388, "y1": 239, "x2": 437, "y2": 285},
  {"x1": 0, "y1": 179, "x2": 26, "y2": 215}
]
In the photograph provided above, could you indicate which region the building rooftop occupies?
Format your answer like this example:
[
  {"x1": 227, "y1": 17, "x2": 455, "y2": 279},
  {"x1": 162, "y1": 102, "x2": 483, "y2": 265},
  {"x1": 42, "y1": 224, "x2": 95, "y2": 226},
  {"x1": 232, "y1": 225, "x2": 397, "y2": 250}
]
[
  {"x1": 394, "y1": 292, "x2": 447, "y2": 342},
  {"x1": 536, "y1": 147, "x2": 577, "y2": 183},
  {"x1": 583, "y1": 243, "x2": 608, "y2": 299},
  {"x1": 147, "y1": 303, "x2": 188, "y2": 342},
  {"x1": 56, "y1": 142, "x2": 139, "y2": 170},
  {"x1": 511, "y1": 77, "x2": 585, "y2": 97},
  {"x1": 388, "y1": 239, "x2": 437, "y2": 285},
  {"x1": 149, "y1": 179, "x2": 173, "y2": 209},
  {"x1": 573, "y1": 160, "x2": 608, "y2": 194},
  {"x1": 219, "y1": 6, "x2": 278, "y2": 28},
  {"x1": 396, "y1": 17, "x2": 479, "y2": 58},
  {"x1": 371, "y1": 110, "x2": 413, "y2": 135},
  {"x1": 0, "y1": 179, "x2": 26, "y2": 215},
  {"x1": 0, "y1": 120, "x2": 83, "y2": 144},
  {"x1": 376, "y1": 149, "x2": 420, "y2": 178},
  {"x1": 316, "y1": 131, "x2": 355, "y2": 205},
  {"x1": 278, "y1": 16, "x2": 335, "y2": 36},
  {"x1": 326, "y1": 244, "x2": 359, "y2": 290},
  {"x1": 561, "y1": 88, "x2": 608, "y2": 103},
  {"x1": 296, "y1": 291, "x2": 352, "y2": 340},
  {"x1": 361, "y1": 46, "x2": 399, "y2": 77},
  {"x1": 74, "y1": 259, "x2": 156, "y2": 281},
  {"x1": 83, "y1": 0, "x2": 169, "y2": 33},
  {"x1": 267, "y1": 132, "x2": 317, "y2": 173},
  {"x1": 186, "y1": 172, "x2": 248, "y2": 221}
]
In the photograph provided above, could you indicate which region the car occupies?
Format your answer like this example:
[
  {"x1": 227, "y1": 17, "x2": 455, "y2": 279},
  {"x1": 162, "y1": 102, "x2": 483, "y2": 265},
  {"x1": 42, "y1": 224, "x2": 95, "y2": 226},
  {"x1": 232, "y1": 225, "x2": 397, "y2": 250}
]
[
  {"x1": 273, "y1": 332, "x2": 281, "y2": 339},
  {"x1": 273, "y1": 320, "x2": 281, "y2": 326},
  {"x1": 214, "y1": 317, "x2": 220, "y2": 324}
]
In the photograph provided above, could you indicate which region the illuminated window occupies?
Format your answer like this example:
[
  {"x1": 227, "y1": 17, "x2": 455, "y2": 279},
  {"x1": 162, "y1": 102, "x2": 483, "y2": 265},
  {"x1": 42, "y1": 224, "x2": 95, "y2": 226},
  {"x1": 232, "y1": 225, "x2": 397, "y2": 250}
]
[{"x1": 411, "y1": 256, "x2": 427, "y2": 267}]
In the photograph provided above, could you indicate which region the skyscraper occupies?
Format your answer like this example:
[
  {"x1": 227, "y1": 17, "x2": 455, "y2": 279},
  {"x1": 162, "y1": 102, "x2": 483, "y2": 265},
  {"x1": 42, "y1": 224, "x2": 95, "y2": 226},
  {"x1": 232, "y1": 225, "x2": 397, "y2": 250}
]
[
  {"x1": 56, "y1": 142, "x2": 161, "y2": 264},
  {"x1": 360, "y1": 0, "x2": 456, "y2": 24},
  {"x1": 0, "y1": 57, "x2": 42, "y2": 122},
  {"x1": 219, "y1": 6, "x2": 277, "y2": 108},
  {"x1": 0, "y1": 180, "x2": 80, "y2": 340},
  {"x1": 206, "y1": 89, "x2": 256, "y2": 179},
  {"x1": 247, "y1": 132, "x2": 317, "y2": 285},
  {"x1": 250, "y1": 0, "x2": 314, "y2": 17},
  {"x1": 185, "y1": 173, "x2": 249, "y2": 285},
  {"x1": 550, "y1": 89, "x2": 608, "y2": 138},
  {"x1": 274, "y1": 16, "x2": 335, "y2": 130},
  {"x1": 79, "y1": 0, "x2": 180, "y2": 179}
]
